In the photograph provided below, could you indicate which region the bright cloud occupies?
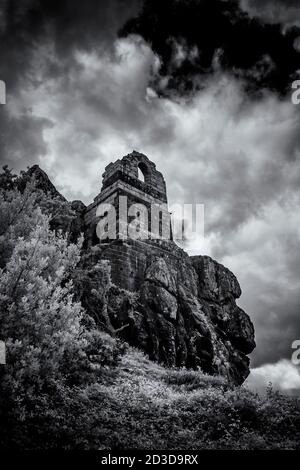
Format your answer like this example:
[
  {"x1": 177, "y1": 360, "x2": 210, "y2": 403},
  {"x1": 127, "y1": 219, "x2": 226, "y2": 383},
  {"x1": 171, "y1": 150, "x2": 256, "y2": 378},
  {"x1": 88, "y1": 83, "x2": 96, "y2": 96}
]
[
  {"x1": 1, "y1": 34, "x2": 300, "y2": 384},
  {"x1": 246, "y1": 359, "x2": 300, "y2": 394}
]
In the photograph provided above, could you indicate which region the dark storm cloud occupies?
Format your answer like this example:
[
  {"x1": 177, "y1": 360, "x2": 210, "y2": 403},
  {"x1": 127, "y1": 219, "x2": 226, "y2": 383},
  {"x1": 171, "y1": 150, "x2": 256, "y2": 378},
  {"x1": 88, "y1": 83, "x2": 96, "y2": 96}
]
[
  {"x1": 222, "y1": 206, "x2": 300, "y2": 368},
  {"x1": 0, "y1": 111, "x2": 53, "y2": 167},
  {"x1": 0, "y1": 0, "x2": 300, "y2": 390},
  {"x1": 0, "y1": 0, "x2": 140, "y2": 90},
  {"x1": 121, "y1": 0, "x2": 300, "y2": 96},
  {"x1": 0, "y1": 0, "x2": 140, "y2": 168}
]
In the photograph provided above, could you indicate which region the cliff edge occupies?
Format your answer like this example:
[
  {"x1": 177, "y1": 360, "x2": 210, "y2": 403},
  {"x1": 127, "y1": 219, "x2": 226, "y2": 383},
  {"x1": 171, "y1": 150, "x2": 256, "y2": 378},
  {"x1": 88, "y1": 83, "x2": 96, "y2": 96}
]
[{"x1": 26, "y1": 160, "x2": 256, "y2": 385}]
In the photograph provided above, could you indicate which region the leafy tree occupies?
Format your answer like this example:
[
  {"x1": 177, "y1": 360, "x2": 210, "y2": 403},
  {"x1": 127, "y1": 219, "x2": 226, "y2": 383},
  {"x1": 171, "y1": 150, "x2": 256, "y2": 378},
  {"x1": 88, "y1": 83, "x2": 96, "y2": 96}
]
[
  {"x1": 0, "y1": 165, "x2": 17, "y2": 191},
  {"x1": 0, "y1": 178, "x2": 125, "y2": 449},
  {"x1": 0, "y1": 166, "x2": 299, "y2": 450},
  {"x1": 0, "y1": 166, "x2": 76, "y2": 267}
]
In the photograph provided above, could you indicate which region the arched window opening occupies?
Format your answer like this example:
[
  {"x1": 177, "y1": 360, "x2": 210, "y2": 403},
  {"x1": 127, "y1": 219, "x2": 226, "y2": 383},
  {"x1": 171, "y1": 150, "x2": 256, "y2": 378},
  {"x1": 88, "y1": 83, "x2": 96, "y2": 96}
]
[
  {"x1": 138, "y1": 166, "x2": 145, "y2": 182},
  {"x1": 137, "y1": 161, "x2": 150, "y2": 183}
]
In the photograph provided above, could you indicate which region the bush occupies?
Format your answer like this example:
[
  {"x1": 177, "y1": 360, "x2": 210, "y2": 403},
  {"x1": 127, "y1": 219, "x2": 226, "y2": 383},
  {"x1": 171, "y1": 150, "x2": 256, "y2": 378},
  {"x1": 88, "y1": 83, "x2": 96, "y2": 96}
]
[
  {"x1": 0, "y1": 168, "x2": 299, "y2": 450},
  {"x1": 164, "y1": 368, "x2": 228, "y2": 391}
]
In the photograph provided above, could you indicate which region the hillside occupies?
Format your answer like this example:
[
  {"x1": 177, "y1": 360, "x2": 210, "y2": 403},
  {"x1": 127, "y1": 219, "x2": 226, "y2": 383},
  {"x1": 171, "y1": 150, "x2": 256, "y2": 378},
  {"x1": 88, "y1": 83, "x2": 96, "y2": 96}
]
[
  {"x1": 0, "y1": 167, "x2": 299, "y2": 450},
  {"x1": 26, "y1": 156, "x2": 256, "y2": 385},
  {"x1": 76, "y1": 347, "x2": 300, "y2": 450}
]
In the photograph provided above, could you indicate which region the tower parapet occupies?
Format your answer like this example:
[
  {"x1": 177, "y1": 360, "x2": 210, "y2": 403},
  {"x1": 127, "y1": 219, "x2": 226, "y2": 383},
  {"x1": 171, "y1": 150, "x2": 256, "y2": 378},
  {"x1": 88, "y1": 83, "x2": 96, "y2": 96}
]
[
  {"x1": 101, "y1": 151, "x2": 167, "y2": 201},
  {"x1": 84, "y1": 151, "x2": 171, "y2": 246}
]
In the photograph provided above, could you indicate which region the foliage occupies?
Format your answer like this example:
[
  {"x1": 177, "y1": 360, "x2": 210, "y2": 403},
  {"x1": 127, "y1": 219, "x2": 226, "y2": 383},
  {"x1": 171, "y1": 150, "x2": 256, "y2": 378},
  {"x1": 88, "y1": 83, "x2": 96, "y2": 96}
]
[
  {"x1": 0, "y1": 167, "x2": 75, "y2": 266},
  {"x1": 0, "y1": 165, "x2": 17, "y2": 191},
  {"x1": 0, "y1": 167, "x2": 299, "y2": 450},
  {"x1": 86, "y1": 349, "x2": 300, "y2": 450},
  {"x1": 0, "y1": 171, "x2": 125, "y2": 449}
]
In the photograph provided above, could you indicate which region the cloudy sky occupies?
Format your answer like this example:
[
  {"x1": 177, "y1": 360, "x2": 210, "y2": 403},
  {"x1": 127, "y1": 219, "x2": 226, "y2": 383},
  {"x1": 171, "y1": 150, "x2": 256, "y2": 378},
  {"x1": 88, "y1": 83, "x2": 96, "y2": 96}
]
[{"x1": 0, "y1": 0, "x2": 300, "y2": 394}]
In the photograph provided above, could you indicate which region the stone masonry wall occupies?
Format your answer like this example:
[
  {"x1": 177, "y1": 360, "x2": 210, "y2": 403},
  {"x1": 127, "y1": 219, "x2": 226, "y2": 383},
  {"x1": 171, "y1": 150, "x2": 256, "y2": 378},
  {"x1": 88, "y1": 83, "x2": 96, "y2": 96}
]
[{"x1": 84, "y1": 151, "x2": 171, "y2": 246}]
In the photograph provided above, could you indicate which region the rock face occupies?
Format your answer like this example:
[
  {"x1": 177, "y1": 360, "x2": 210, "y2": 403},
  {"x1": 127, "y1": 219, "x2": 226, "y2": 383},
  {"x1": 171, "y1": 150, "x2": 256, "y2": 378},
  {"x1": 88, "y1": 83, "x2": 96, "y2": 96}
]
[
  {"x1": 19, "y1": 165, "x2": 87, "y2": 238},
  {"x1": 76, "y1": 239, "x2": 255, "y2": 385},
  {"x1": 25, "y1": 152, "x2": 256, "y2": 385},
  {"x1": 19, "y1": 165, "x2": 67, "y2": 201}
]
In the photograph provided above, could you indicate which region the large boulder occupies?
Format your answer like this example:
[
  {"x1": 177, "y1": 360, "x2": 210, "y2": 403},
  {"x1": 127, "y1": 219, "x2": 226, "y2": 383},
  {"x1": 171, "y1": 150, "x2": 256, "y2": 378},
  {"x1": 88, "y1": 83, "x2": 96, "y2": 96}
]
[
  {"x1": 24, "y1": 165, "x2": 256, "y2": 385},
  {"x1": 76, "y1": 243, "x2": 256, "y2": 385}
]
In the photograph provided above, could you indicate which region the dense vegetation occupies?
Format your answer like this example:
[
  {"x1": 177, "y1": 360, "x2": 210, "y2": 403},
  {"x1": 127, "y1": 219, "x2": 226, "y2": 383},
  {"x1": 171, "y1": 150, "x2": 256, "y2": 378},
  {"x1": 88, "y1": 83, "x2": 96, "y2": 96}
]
[{"x1": 0, "y1": 168, "x2": 299, "y2": 450}]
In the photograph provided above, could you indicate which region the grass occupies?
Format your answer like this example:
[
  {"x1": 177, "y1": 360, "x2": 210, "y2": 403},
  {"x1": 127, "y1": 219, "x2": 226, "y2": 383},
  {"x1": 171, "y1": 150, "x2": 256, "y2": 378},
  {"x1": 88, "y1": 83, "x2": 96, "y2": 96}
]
[{"x1": 81, "y1": 347, "x2": 300, "y2": 450}]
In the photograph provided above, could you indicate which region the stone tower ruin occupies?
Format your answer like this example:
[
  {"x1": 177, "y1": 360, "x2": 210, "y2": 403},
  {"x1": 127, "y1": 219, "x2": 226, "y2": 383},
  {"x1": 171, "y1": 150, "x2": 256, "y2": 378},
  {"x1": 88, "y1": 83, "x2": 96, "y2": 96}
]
[
  {"x1": 83, "y1": 151, "x2": 182, "y2": 290},
  {"x1": 84, "y1": 150, "x2": 171, "y2": 245},
  {"x1": 26, "y1": 154, "x2": 256, "y2": 383}
]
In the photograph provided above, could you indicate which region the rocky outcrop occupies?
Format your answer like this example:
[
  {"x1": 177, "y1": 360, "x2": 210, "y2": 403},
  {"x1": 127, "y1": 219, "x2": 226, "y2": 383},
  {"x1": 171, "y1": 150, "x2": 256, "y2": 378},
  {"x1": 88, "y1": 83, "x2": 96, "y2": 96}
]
[
  {"x1": 24, "y1": 163, "x2": 256, "y2": 385},
  {"x1": 19, "y1": 166, "x2": 87, "y2": 240},
  {"x1": 76, "y1": 241, "x2": 255, "y2": 385},
  {"x1": 18, "y1": 165, "x2": 67, "y2": 201}
]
